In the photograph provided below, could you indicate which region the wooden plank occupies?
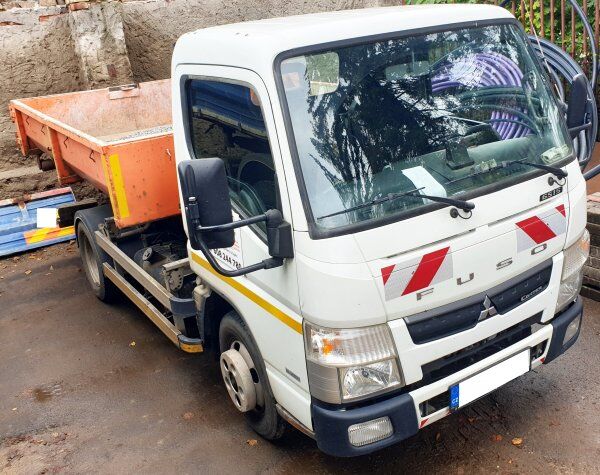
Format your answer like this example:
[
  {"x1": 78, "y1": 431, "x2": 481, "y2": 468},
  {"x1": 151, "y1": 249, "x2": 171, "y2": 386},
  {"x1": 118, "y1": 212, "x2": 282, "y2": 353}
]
[
  {"x1": 584, "y1": 265, "x2": 600, "y2": 281},
  {"x1": 551, "y1": 0, "x2": 556, "y2": 42},
  {"x1": 586, "y1": 222, "x2": 600, "y2": 235},
  {"x1": 571, "y1": 4, "x2": 576, "y2": 57},
  {"x1": 540, "y1": 0, "x2": 545, "y2": 37},
  {"x1": 529, "y1": 0, "x2": 534, "y2": 33},
  {"x1": 589, "y1": 245, "x2": 600, "y2": 258},
  {"x1": 586, "y1": 256, "x2": 600, "y2": 269},
  {"x1": 595, "y1": 0, "x2": 600, "y2": 64},
  {"x1": 580, "y1": 284, "x2": 600, "y2": 301},
  {"x1": 561, "y1": 0, "x2": 566, "y2": 49},
  {"x1": 583, "y1": 0, "x2": 589, "y2": 74}
]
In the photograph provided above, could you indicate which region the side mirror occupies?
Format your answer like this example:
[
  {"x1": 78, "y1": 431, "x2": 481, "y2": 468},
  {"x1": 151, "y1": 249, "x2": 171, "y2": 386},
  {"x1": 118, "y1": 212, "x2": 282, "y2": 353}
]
[
  {"x1": 178, "y1": 158, "x2": 234, "y2": 250},
  {"x1": 567, "y1": 74, "x2": 591, "y2": 138},
  {"x1": 178, "y1": 158, "x2": 293, "y2": 277}
]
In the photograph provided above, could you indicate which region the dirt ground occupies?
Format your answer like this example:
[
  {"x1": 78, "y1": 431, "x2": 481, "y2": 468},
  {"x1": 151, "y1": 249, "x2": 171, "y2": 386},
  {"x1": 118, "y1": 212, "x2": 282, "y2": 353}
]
[{"x1": 0, "y1": 243, "x2": 599, "y2": 474}]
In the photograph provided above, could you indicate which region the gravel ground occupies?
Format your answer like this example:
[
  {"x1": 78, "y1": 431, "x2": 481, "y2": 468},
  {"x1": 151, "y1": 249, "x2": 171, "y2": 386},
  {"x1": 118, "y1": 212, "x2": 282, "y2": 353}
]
[{"x1": 1, "y1": 242, "x2": 599, "y2": 474}]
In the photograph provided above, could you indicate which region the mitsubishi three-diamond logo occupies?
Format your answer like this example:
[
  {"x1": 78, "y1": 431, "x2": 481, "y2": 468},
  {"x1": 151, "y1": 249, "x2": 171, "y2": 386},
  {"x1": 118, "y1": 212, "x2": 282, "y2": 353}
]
[{"x1": 478, "y1": 295, "x2": 497, "y2": 322}]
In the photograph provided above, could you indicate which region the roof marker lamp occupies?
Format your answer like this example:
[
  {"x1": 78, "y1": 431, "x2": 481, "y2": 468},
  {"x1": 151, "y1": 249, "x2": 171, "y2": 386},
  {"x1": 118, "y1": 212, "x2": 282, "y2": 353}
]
[{"x1": 304, "y1": 323, "x2": 402, "y2": 404}]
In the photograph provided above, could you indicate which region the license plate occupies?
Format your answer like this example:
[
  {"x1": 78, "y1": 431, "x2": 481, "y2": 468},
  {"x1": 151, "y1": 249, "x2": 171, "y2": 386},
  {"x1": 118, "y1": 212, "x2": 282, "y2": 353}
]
[{"x1": 449, "y1": 349, "x2": 531, "y2": 410}]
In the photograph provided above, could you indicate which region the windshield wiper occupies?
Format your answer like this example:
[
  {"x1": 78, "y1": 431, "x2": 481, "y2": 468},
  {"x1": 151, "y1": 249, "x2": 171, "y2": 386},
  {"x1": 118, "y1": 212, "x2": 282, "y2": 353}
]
[
  {"x1": 512, "y1": 159, "x2": 567, "y2": 179},
  {"x1": 405, "y1": 190, "x2": 475, "y2": 211},
  {"x1": 317, "y1": 187, "x2": 474, "y2": 220}
]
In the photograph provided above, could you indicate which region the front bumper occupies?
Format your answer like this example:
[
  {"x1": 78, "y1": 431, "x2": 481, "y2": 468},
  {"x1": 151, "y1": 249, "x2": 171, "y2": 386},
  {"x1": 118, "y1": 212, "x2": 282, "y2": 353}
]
[
  {"x1": 311, "y1": 297, "x2": 583, "y2": 457},
  {"x1": 544, "y1": 297, "x2": 583, "y2": 363}
]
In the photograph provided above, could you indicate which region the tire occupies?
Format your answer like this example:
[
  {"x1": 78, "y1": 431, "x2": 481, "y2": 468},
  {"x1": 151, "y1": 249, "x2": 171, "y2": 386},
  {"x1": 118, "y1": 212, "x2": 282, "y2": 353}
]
[
  {"x1": 76, "y1": 218, "x2": 120, "y2": 303},
  {"x1": 219, "y1": 311, "x2": 285, "y2": 440}
]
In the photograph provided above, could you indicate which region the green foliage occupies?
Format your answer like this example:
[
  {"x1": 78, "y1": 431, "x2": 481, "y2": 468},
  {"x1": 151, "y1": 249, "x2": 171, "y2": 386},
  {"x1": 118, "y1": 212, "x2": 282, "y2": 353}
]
[{"x1": 407, "y1": 0, "x2": 595, "y2": 72}]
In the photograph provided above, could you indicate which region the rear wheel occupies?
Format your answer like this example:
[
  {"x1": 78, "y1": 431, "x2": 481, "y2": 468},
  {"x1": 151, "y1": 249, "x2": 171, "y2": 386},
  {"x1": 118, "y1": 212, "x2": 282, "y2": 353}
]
[
  {"x1": 76, "y1": 218, "x2": 119, "y2": 302},
  {"x1": 219, "y1": 311, "x2": 285, "y2": 440}
]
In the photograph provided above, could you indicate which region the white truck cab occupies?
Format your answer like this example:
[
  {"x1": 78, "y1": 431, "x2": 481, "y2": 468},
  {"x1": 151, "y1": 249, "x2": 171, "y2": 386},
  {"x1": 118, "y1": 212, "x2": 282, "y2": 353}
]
[{"x1": 171, "y1": 5, "x2": 589, "y2": 456}]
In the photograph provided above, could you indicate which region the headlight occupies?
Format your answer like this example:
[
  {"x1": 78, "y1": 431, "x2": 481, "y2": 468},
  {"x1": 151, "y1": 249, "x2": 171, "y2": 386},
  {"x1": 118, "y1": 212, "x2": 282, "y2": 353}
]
[
  {"x1": 556, "y1": 229, "x2": 589, "y2": 313},
  {"x1": 341, "y1": 359, "x2": 401, "y2": 400},
  {"x1": 304, "y1": 322, "x2": 402, "y2": 403}
]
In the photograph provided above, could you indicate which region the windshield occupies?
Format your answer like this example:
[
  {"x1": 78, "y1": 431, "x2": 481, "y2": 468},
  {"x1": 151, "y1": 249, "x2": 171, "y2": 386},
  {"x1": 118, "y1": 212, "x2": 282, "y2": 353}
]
[{"x1": 279, "y1": 23, "x2": 572, "y2": 233}]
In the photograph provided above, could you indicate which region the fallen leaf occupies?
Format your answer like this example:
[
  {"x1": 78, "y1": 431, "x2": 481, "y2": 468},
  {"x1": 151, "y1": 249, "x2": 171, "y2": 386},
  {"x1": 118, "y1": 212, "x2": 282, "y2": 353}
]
[
  {"x1": 12, "y1": 407, "x2": 17, "y2": 411},
  {"x1": 182, "y1": 412, "x2": 194, "y2": 420},
  {"x1": 246, "y1": 439, "x2": 258, "y2": 446},
  {"x1": 129, "y1": 341, "x2": 136, "y2": 347},
  {"x1": 24, "y1": 270, "x2": 31, "y2": 275},
  {"x1": 467, "y1": 417, "x2": 477, "y2": 424},
  {"x1": 435, "y1": 432, "x2": 441, "y2": 441},
  {"x1": 492, "y1": 434, "x2": 503, "y2": 442},
  {"x1": 511, "y1": 437, "x2": 523, "y2": 446}
]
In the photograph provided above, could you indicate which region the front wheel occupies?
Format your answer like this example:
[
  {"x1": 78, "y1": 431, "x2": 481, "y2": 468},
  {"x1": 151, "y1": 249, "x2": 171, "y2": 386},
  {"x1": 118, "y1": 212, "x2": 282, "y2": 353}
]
[{"x1": 219, "y1": 311, "x2": 285, "y2": 440}]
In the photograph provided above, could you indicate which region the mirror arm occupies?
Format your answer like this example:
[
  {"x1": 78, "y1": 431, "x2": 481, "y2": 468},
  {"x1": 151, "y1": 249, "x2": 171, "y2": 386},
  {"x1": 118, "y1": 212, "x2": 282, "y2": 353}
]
[
  {"x1": 193, "y1": 209, "x2": 287, "y2": 277},
  {"x1": 196, "y1": 212, "x2": 267, "y2": 233},
  {"x1": 569, "y1": 121, "x2": 592, "y2": 138},
  {"x1": 196, "y1": 238, "x2": 283, "y2": 277}
]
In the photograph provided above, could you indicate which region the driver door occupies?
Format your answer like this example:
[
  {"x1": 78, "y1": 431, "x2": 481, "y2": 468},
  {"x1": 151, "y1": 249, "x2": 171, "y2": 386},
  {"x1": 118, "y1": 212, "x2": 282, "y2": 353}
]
[{"x1": 173, "y1": 64, "x2": 308, "y2": 396}]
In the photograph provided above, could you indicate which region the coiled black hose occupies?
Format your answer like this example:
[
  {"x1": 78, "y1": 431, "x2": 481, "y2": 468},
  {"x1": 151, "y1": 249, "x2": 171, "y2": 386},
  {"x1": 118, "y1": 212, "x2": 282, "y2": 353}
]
[
  {"x1": 499, "y1": 0, "x2": 597, "y2": 168},
  {"x1": 529, "y1": 36, "x2": 598, "y2": 168}
]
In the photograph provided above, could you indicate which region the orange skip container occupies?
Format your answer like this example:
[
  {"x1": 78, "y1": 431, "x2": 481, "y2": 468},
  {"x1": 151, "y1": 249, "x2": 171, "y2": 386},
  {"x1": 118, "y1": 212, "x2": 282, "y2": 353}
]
[{"x1": 9, "y1": 80, "x2": 179, "y2": 229}]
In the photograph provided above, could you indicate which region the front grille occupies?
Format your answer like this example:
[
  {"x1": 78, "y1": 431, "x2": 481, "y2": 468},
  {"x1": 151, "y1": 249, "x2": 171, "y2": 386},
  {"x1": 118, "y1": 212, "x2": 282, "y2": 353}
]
[
  {"x1": 419, "y1": 312, "x2": 543, "y2": 387},
  {"x1": 490, "y1": 264, "x2": 552, "y2": 314},
  {"x1": 406, "y1": 260, "x2": 552, "y2": 344}
]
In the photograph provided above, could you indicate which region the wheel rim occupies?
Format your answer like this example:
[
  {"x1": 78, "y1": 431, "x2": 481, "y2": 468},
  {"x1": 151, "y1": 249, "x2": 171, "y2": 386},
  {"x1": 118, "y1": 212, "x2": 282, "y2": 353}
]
[
  {"x1": 81, "y1": 232, "x2": 100, "y2": 286},
  {"x1": 220, "y1": 340, "x2": 264, "y2": 413}
]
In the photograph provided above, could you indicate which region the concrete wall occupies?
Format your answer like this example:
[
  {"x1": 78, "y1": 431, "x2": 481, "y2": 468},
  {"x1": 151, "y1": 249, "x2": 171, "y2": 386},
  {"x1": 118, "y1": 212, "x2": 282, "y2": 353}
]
[
  {"x1": 0, "y1": 9, "x2": 83, "y2": 168},
  {"x1": 0, "y1": 1, "x2": 132, "y2": 171},
  {"x1": 121, "y1": 0, "x2": 383, "y2": 83},
  {"x1": 0, "y1": 0, "x2": 390, "y2": 178},
  {"x1": 68, "y1": 1, "x2": 132, "y2": 88}
]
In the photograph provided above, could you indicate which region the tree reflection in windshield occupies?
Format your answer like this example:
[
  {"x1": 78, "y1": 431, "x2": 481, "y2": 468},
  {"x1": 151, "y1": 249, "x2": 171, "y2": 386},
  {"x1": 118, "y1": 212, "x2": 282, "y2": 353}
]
[{"x1": 280, "y1": 24, "x2": 571, "y2": 231}]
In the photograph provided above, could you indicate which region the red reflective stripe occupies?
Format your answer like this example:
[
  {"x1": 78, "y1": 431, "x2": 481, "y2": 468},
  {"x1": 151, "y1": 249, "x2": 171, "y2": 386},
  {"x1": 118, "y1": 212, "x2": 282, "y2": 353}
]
[
  {"x1": 381, "y1": 265, "x2": 395, "y2": 285},
  {"x1": 402, "y1": 247, "x2": 450, "y2": 296},
  {"x1": 516, "y1": 216, "x2": 556, "y2": 244},
  {"x1": 556, "y1": 204, "x2": 566, "y2": 217},
  {"x1": 419, "y1": 418, "x2": 429, "y2": 428}
]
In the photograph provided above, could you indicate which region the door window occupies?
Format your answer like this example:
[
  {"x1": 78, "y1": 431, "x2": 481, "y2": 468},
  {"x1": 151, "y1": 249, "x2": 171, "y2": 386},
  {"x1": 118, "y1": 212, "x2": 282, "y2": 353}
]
[{"x1": 186, "y1": 79, "x2": 277, "y2": 234}]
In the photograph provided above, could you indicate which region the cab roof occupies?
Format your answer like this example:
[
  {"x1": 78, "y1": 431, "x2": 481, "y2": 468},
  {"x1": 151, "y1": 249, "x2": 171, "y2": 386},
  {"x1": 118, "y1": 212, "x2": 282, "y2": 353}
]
[{"x1": 172, "y1": 5, "x2": 514, "y2": 75}]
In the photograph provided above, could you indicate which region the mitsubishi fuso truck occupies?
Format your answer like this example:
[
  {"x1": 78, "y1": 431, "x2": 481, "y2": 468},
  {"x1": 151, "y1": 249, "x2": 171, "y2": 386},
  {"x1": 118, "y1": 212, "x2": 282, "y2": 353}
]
[{"x1": 9, "y1": 4, "x2": 594, "y2": 456}]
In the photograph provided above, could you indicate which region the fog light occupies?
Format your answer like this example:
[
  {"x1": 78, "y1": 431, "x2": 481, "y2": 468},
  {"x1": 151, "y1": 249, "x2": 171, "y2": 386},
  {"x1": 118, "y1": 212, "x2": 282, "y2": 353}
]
[
  {"x1": 348, "y1": 416, "x2": 393, "y2": 447},
  {"x1": 563, "y1": 315, "x2": 581, "y2": 344}
]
